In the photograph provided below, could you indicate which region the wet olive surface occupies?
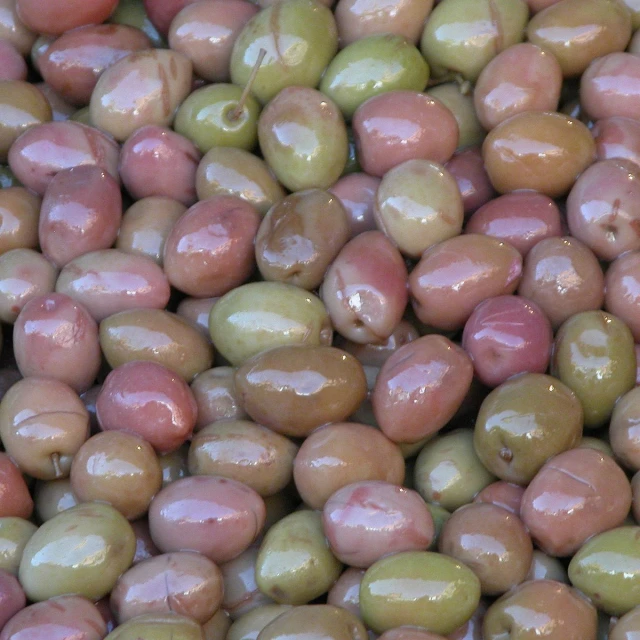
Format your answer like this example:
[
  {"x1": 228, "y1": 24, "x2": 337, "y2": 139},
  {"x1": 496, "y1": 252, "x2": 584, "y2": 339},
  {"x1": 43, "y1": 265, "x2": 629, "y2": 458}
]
[{"x1": 0, "y1": 0, "x2": 640, "y2": 638}]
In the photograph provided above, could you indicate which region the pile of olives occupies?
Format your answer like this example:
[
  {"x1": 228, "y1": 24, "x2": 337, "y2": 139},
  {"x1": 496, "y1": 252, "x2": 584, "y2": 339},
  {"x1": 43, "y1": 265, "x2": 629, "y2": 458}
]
[{"x1": 2, "y1": 0, "x2": 640, "y2": 637}]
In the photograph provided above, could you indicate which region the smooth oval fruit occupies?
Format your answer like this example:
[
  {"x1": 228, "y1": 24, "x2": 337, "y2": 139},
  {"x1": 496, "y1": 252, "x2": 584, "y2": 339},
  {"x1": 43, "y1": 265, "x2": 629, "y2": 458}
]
[
  {"x1": 255, "y1": 510, "x2": 342, "y2": 605},
  {"x1": 474, "y1": 373, "x2": 584, "y2": 485},
  {"x1": 420, "y1": 0, "x2": 529, "y2": 82},
  {"x1": 230, "y1": 0, "x2": 338, "y2": 105},
  {"x1": 482, "y1": 111, "x2": 596, "y2": 198},
  {"x1": 569, "y1": 527, "x2": 640, "y2": 616},
  {"x1": 148, "y1": 475, "x2": 266, "y2": 564},
  {"x1": 110, "y1": 551, "x2": 223, "y2": 624},
  {"x1": 359, "y1": 551, "x2": 481, "y2": 634},
  {"x1": 320, "y1": 34, "x2": 429, "y2": 119},
  {"x1": 188, "y1": 419, "x2": 298, "y2": 496},
  {"x1": 258, "y1": 87, "x2": 348, "y2": 192},
  {"x1": 90, "y1": 49, "x2": 192, "y2": 141},
  {"x1": 520, "y1": 448, "x2": 632, "y2": 557},
  {"x1": 235, "y1": 345, "x2": 366, "y2": 438},
  {"x1": 18, "y1": 502, "x2": 135, "y2": 602},
  {"x1": 209, "y1": 282, "x2": 332, "y2": 366},
  {"x1": 483, "y1": 579, "x2": 597, "y2": 640},
  {"x1": 551, "y1": 311, "x2": 637, "y2": 428},
  {"x1": 257, "y1": 605, "x2": 367, "y2": 640},
  {"x1": 527, "y1": 0, "x2": 632, "y2": 77},
  {"x1": 100, "y1": 308, "x2": 214, "y2": 382}
]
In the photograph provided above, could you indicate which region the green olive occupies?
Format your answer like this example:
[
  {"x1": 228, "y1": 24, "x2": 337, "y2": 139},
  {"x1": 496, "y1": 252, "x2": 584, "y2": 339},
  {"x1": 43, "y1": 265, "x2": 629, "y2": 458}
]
[
  {"x1": 420, "y1": 0, "x2": 529, "y2": 82},
  {"x1": 19, "y1": 502, "x2": 136, "y2": 602},
  {"x1": 551, "y1": 311, "x2": 637, "y2": 429},
  {"x1": 569, "y1": 526, "x2": 640, "y2": 616},
  {"x1": 195, "y1": 147, "x2": 285, "y2": 216},
  {"x1": 258, "y1": 87, "x2": 348, "y2": 192},
  {"x1": 425, "y1": 504, "x2": 451, "y2": 551},
  {"x1": 108, "y1": 0, "x2": 164, "y2": 46},
  {"x1": 174, "y1": 83, "x2": 260, "y2": 153},
  {"x1": 414, "y1": 429, "x2": 496, "y2": 512},
  {"x1": 473, "y1": 373, "x2": 583, "y2": 485},
  {"x1": 319, "y1": 34, "x2": 429, "y2": 119},
  {"x1": 227, "y1": 605, "x2": 293, "y2": 640},
  {"x1": 258, "y1": 605, "x2": 367, "y2": 640},
  {"x1": 255, "y1": 510, "x2": 343, "y2": 605},
  {"x1": 360, "y1": 551, "x2": 481, "y2": 634},
  {"x1": 230, "y1": 0, "x2": 338, "y2": 105},
  {"x1": 104, "y1": 613, "x2": 204, "y2": 640},
  {"x1": 0, "y1": 517, "x2": 37, "y2": 575},
  {"x1": 209, "y1": 282, "x2": 333, "y2": 366}
]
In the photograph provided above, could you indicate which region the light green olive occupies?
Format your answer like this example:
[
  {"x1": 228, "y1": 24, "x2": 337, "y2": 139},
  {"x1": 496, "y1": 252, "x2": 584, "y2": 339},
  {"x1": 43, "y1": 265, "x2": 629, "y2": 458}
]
[
  {"x1": 174, "y1": 83, "x2": 260, "y2": 153},
  {"x1": 414, "y1": 429, "x2": 496, "y2": 512},
  {"x1": 420, "y1": 0, "x2": 529, "y2": 82},
  {"x1": 0, "y1": 517, "x2": 37, "y2": 575},
  {"x1": 552, "y1": 310, "x2": 637, "y2": 429},
  {"x1": 320, "y1": 34, "x2": 429, "y2": 119},
  {"x1": 230, "y1": 0, "x2": 338, "y2": 104},
  {"x1": 257, "y1": 605, "x2": 368, "y2": 640},
  {"x1": 195, "y1": 147, "x2": 285, "y2": 216},
  {"x1": 227, "y1": 605, "x2": 293, "y2": 640},
  {"x1": 109, "y1": 0, "x2": 164, "y2": 47},
  {"x1": 104, "y1": 613, "x2": 204, "y2": 640},
  {"x1": 209, "y1": 282, "x2": 333, "y2": 366},
  {"x1": 257, "y1": 87, "x2": 348, "y2": 192},
  {"x1": 255, "y1": 510, "x2": 343, "y2": 605},
  {"x1": 425, "y1": 504, "x2": 451, "y2": 551},
  {"x1": 569, "y1": 526, "x2": 640, "y2": 616},
  {"x1": 19, "y1": 502, "x2": 136, "y2": 602},
  {"x1": 360, "y1": 551, "x2": 481, "y2": 634}
]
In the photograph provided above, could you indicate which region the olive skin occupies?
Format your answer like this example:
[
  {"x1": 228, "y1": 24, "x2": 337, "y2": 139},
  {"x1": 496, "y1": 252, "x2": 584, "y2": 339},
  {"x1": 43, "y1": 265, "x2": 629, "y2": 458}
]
[
  {"x1": 293, "y1": 422, "x2": 405, "y2": 510},
  {"x1": 482, "y1": 112, "x2": 596, "y2": 198},
  {"x1": 209, "y1": 282, "x2": 332, "y2": 366},
  {"x1": 187, "y1": 420, "x2": 298, "y2": 497},
  {"x1": 257, "y1": 605, "x2": 368, "y2": 640},
  {"x1": 0, "y1": 517, "x2": 37, "y2": 576},
  {"x1": 102, "y1": 612, "x2": 204, "y2": 640},
  {"x1": 526, "y1": 0, "x2": 632, "y2": 78},
  {"x1": 235, "y1": 345, "x2": 367, "y2": 438},
  {"x1": 551, "y1": 311, "x2": 637, "y2": 429},
  {"x1": 520, "y1": 448, "x2": 632, "y2": 557},
  {"x1": 320, "y1": 34, "x2": 430, "y2": 119},
  {"x1": 230, "y1": 0, "x2": 338, "y2": 105},
  {"x1": 258, "y1": 87, "x2": 348, "y2": 192},
  {"x1": 438, "y1": 502, "x2": 533, "y2": 596},
  {"x1": 255, "y1": 189, "x2": 350, "y2": 291},
  {"x1": 483, "y1": 579, "x2": 598, "y2": 640},
  {"x1": 148, "y1": 475, "x2": 266, "y2": 565},
  {"x1": 18, "y1": 502, "x2": 136, "y2": 602},
  {"x1": 110, "y1": 551, "x2": 224, "y2": 624},
  {"x1": 473, "y1": 373, "x2": 584, "y2": 485},
  {"x1": 372, "y1": 335, "x2": 473, "y2": 444},
  {"x1": 420, "y1": 0, "x2": 529, "y2": 82},
  {"x1": 569, "y1": 527, "x2": 640, "y2": 616},
  {"x1": 414, "y1": 429, "x2": 496, "y2": 513},
  {"x1": 0, "y1": 595, "x2": 107, "y2": 640},
  {"x1": 359, "y1": 551, "x2": 481, "y2": 635},
  {"x1": 255, "y1": 510, "x2": 342, "y2": 605},
  {"x1": 100, "y1": 309, "x2": 214, "y2": 382}
]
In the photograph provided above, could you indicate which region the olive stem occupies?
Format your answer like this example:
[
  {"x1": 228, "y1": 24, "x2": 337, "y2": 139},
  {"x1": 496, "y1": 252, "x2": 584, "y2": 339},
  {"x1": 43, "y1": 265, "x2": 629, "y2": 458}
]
[
  {"x1": 454, "y1": 74, "x2": 472, "y2": 96},
  {"x1": 51, "y1": 452, "x2": 63, "y2": 479},
  {"x1": 228, "y1": 48, "x2": 267, "y2": 122}
]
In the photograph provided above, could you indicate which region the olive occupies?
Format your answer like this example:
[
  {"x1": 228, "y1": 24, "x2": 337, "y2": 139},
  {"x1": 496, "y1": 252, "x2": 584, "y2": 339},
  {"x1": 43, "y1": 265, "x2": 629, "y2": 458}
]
[
  {"x1": 359, "y1": 551, "x2": 481, "y2": 635},
  {"x1": 18, "y1": 502, "x2": 136, "y2": 602}
]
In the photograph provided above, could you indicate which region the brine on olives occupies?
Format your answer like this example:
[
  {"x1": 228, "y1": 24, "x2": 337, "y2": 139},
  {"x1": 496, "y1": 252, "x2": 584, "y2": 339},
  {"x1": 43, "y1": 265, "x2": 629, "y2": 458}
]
[{"x1": 2, "y1": 0, "x2": 640, "y2": 636}]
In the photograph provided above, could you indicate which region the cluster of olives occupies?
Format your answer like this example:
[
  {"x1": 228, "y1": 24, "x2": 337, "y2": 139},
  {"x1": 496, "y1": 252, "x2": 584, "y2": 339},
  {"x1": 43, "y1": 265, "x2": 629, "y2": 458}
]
[{"x1": 2, "y1": 0, "x2": 640, "y2": 638}]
